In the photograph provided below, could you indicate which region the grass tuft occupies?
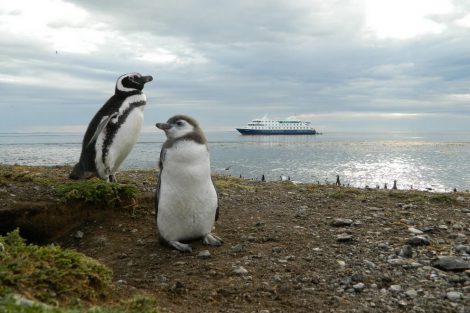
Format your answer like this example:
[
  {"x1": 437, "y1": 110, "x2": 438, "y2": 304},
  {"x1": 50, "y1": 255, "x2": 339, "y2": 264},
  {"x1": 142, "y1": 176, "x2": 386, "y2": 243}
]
[
  {"x1": 55, "y1": 179, "x2": 139, "y2": 206},
  {"x1": 0, "y1": 229, "x2": 112, "y2": 305}
]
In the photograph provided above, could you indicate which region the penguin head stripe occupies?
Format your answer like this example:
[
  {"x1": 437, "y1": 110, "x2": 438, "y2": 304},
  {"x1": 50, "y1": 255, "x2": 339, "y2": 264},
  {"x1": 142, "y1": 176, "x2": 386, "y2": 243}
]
[
  {"x1": 166, "y1": 115, "x2": 200, "y2": 129},
  {"x1": 116, "y1": 72, "x2": 153, "y2": 93}
]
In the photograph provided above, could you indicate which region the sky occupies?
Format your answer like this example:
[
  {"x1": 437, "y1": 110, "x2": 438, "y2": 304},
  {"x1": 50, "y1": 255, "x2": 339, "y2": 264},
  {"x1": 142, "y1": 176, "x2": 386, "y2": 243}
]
[{"x1": 1, "y1": 0, "x2": 470, "y2": 133}]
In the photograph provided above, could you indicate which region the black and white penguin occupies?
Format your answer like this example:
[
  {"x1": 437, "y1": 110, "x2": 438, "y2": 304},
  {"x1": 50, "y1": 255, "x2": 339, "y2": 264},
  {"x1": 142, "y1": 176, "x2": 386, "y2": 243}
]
[
  {"x1": 155, "y1": 115, "x2": 222, "y2": 252},
  {"x1": 70, "y1": 72, "x2": 153, "y2": 182}
]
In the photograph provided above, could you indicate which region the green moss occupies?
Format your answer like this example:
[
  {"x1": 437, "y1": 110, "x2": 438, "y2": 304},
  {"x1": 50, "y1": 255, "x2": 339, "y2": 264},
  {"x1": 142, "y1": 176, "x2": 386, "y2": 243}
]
[
  {"x1": 55, "y1": 179, "x2": 139, "y2": 205},
  {"x1": 428, "y1": 193, "x2": 457, "y2": 205},
  {"x1": 0, "y1": 294, "x2": 159, "y2": 313},
  {"x1": 388, "y1": 190, "x2": 457, "y2": 205},
  {"x1": 0, "y1": 229, "x2": 112, "y2": 305},
  {"x1": 213, "y1": 176, "x2": 255, "y2": 191}
]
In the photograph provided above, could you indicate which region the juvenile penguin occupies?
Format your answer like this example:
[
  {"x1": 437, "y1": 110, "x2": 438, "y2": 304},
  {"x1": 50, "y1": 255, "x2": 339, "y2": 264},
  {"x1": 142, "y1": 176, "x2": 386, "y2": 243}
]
[
  {"x1": 155, "y1": 115, "x2": 222, "y2": 252},
  {"x1": 70, "y1": 72, "x2": 153, "y2": 182}
]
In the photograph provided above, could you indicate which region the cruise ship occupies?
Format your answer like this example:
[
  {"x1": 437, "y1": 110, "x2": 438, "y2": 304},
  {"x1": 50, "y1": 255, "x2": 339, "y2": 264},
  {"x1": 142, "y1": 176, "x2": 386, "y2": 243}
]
[{"x1": 236, "y1": 117, "x2": 318, "y2": 135}]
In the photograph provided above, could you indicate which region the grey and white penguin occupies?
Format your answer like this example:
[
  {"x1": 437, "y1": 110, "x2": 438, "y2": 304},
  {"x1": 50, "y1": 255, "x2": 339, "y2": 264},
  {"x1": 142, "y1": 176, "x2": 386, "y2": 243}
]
[
  {"x1": 155, "y1": 115, "x2": 222, "y2": 252},
  {"x1": 70, "y1": 72, "x2": 153, "y2": 182}
]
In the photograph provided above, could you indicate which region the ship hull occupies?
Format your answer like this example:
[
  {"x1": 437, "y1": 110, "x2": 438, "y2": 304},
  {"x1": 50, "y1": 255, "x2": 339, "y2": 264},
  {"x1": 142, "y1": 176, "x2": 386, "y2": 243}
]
[{"x1": 236, "y1": 128, "x2": 317, "y2": 135}]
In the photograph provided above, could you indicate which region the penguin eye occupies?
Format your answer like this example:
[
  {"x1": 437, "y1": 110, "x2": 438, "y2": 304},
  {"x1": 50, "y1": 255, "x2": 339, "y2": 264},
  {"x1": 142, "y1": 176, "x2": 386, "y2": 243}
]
[{"x1": 176, "y1": 121, "x2": 184, "y2": 127}]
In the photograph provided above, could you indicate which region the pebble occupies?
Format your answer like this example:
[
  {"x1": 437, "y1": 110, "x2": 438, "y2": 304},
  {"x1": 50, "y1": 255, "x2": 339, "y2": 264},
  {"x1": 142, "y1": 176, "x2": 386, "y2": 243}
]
[
  {"x1": 197, "y1": 250, "x2": 211, "y2": 259},
  {"x1": 389, "y1": 285, "x2": 402, "y2": 293},
  {"x1": 337, "y1": 260, "x2": 346, "y2": 267},
  {"x1": 432, "y1": 256, "x2": 470, "y2": 272},
  {"x1": 405, "y1": 289, "x2": 418, "y2": 298},
  {"x1": 13, "y1": 294, "x2": 49, "y2": 308},
  {"x1": 398, "y1": 245, "x2": 413, "y2": 258},
  {"x1": 446, "y1": 291, "x2": 462, "y2": 301},
  {"x1": 408, "y1": 227, "x2": 423, "y2": 235},
  {"x1": 336, "y1": 234, "x2": 353, "y2": 242},
  {"x1": 364, "y1": 260, "x2": 376, "y2": 269},
  {"x1": 331, "y1": 218, "x2": 353, "y2": 227},
  {"x1": 406, "y1": 236, "x2": 430, "y2": 246},
  {"x1": 455, "y1": 245, "x2": 470, "y2": 254},
  {"x1": 271, "y1": 246, "x2": 283, "y2": 253},
  {"x1": 74, "y1": 230, "x2": 84, "y2": 239},
  {"x1": 388, "y1": 258, "x2": 408, "y2": 266},
  {"x1": 231, "y1": 244, "x2": 245, "y2": 253},
  {"x1": 438, "y1": 225, "x2": 448, "y2": 230},
  {"x1": 233, "y1": 266, "x2": 249, "y2": 275},
  {"x1": 352, "y1": 282, "x2": 365, "y2": 292}
]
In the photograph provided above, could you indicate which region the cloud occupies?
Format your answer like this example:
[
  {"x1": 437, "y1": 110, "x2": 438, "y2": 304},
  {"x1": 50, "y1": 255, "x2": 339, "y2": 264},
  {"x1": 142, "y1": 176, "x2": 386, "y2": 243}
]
[{"x1": 0, "y1": 0, "x2": 470, "y2": 133}]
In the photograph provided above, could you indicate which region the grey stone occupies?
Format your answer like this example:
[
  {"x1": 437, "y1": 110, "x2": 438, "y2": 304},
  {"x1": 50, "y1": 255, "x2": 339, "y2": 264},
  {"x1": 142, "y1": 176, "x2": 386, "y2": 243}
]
[
  {"x1": 405, "y1": 289, "x2": 418, "y2": 298},
  {"x1": 432, "y1": 256, "x2": 470, "y2": 272},
  {"x1": 336, "y1": 233, "x2": 353, "y2": 242},
  {"x1": 389, "y1": 285, "x2": 402, "y2": 293},
  {"x1": 231, "y1": 244, "x2": 245, "y2": 253},
  {"x1": 406, "y1": 236, "x2": 430, "y2": 246},
  {"x1": 408, "y1": 227, "x2": 423, "y2": 235},
  {"x1": 446, "y1": 291, "x2": 462, "y2": 301},
  {"x1": 74, "y1": 230, "x2": 84, "y2": 239},
  {"x1": 198, "y1": 250, "x2": 211, "y2": 259},
  {"x1": 388, "y1": 258, "x2": 408, "y2": 266},
  {"x1": 13, "y1": 294, "x2": 50, "y2": 309},
  {"x1": 352, "y1": 282, "x2": 365, "y2": 292},
  {"x1": 331, "y1": 218, "x2": 353, "y2": 227},
  {"x1": 455, "y1": 245, "x2": 470, "y2": 254},
  {"x1": 398, "y1": 245, "x2": 413, "y2": 258},
  {"x1": 233, "y1": 266, "x2": 249, "y2": 275}
]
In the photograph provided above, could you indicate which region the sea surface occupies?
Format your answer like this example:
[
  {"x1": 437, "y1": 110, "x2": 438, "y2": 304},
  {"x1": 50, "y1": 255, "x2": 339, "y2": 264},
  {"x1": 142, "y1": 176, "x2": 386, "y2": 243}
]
[{"x1": 1, "y1": 131, "x2": 469, "y2": 192}]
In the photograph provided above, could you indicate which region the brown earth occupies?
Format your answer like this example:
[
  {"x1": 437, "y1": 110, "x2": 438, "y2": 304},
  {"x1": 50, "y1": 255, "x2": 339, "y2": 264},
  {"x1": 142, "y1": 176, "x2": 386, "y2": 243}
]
[{"x1": 1, "y1": 165, "x2": 470, "y2": 312}]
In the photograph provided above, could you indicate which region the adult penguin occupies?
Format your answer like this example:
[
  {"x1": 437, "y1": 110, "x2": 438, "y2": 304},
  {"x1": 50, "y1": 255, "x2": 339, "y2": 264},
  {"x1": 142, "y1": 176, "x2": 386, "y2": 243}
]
[{"x1": 69, "y1": 72, "x2": 153, "y2": 182}]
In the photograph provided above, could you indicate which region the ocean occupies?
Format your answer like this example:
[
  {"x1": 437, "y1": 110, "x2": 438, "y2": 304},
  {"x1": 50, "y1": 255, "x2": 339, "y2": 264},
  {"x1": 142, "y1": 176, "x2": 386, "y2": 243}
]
[{"x1": 0, "y1": 131, "x2": 469, "y2": 192}]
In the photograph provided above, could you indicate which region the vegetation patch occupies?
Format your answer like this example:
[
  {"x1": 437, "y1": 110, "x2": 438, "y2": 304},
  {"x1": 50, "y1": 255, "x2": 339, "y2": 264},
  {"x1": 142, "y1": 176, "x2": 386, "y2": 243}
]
[
  {"x1": 0, "y1": 165, "x2": 66, "y2": 187},
  {"x1": 55, "y1": 179, "x2": 139, "y2": 206},
  {"x1": 428, "y1": 193, "x2": 457, "y2": 205},
  {"x1": 213, "y1": 176, "x2": 256, "y2": 191},
  {"x1": 0, "y1": 294, "x2": 159, "y2": 313},
  {"x1": 0, "y1": 229, "x2": 112, "y2": 305}
]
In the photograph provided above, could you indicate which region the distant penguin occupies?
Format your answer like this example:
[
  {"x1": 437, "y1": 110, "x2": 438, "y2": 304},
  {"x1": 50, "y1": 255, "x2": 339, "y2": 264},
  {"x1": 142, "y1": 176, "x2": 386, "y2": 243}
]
[
  {"x1": 69, "y1": 72, "x2": 153, "y2": 182},
  {"x1": 155, "y1": 115, "x2": 222, "y2": 252}
]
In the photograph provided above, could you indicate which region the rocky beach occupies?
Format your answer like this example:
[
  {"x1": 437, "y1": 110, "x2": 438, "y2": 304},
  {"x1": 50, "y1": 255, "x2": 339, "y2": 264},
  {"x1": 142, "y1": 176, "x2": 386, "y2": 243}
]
[{"x1": 0, "y1": 164, "x2": 469, "y2": 312}]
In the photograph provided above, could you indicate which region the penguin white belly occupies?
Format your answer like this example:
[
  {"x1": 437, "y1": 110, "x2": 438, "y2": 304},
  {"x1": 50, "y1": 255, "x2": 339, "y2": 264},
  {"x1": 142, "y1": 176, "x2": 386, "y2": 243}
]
[
  {"x1": 158, "y1": 142, "x2": 217, "y2": 242},
  {"x1": 107, "y1": 108, "x2": 144, "y2": 173},
  {"x1": 94, "y1": 108, "x2": 144, "y2": 178}
]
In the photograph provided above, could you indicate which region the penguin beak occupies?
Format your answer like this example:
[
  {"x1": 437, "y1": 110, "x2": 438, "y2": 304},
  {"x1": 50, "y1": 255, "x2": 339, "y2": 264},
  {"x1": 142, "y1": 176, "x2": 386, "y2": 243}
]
[
  {"x1": 156, "y1": 123, "x2": 171, "y2": 130},
  {"x1": 135, "y1": 75, "x2": 153, "y2": 85}
]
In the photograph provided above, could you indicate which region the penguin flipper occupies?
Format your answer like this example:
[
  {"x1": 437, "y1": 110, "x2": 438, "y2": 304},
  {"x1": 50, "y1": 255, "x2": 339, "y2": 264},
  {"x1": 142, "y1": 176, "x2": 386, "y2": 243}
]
[{"x1": 87, "y1": 112, "x2": 119, "y2": 147}]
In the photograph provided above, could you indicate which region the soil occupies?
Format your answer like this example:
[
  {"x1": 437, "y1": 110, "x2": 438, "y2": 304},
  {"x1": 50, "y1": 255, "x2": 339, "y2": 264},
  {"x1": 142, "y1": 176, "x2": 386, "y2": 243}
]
[{"x1": 1, "y1": 165, "x2": 470, "y2": 312}]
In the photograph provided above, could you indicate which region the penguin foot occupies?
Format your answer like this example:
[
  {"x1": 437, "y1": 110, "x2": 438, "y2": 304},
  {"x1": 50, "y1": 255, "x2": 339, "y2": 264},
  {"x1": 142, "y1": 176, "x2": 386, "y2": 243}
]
[
  {"x1": 203, "y1": 233, "x2": 223, "y2": 246},
  {"x1": 109, "y1": 174, "x2": 117, "y2": 183},
  {"x1": 169, "y1": 241, "x2": 192, "y2": 253}
]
